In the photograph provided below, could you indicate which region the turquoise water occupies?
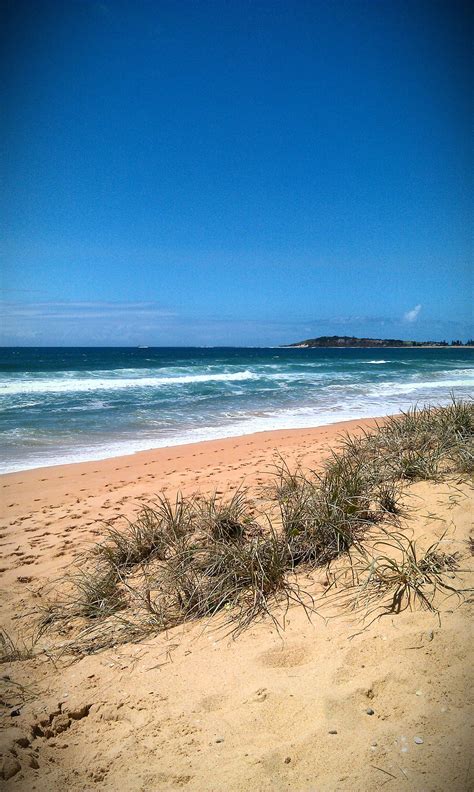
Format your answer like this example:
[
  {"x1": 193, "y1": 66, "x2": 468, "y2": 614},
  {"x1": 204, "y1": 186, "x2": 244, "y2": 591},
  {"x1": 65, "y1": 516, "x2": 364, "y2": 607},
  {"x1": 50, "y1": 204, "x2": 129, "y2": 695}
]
[{"x1": 0, "y1": 346, "x2": 472, "y2": 473}]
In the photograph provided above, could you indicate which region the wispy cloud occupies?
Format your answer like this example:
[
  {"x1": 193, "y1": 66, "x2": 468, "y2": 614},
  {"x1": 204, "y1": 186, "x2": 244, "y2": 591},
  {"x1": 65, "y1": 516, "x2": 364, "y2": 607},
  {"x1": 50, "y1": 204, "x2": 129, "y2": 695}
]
[
  {"x1": 1, "y1": 301, "x2": 176, "y2": 320},
  {"x1": 403, "y1": 304, "x2": 422, "y2": 323},
  {"x1": 1, "y1": 301, "x2": 472, "y2": 346},
  {"x1": 0, "y1": 301, "x2": 178, "y2": 345}
]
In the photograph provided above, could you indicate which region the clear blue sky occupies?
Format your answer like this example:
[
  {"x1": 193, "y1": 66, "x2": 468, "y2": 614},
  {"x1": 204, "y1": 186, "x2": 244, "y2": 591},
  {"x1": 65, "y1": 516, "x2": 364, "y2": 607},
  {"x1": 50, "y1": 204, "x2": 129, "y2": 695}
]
[{"x1": 1, "y1": 0, "x2": 472, "y2": 345}]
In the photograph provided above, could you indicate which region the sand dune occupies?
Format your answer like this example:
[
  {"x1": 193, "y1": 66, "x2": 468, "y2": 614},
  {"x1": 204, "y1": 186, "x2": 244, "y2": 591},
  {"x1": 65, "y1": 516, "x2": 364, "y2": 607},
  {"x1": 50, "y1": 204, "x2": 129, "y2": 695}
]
[{"x1": 0, "y1": 419, "x2": 472, "y2": 791}]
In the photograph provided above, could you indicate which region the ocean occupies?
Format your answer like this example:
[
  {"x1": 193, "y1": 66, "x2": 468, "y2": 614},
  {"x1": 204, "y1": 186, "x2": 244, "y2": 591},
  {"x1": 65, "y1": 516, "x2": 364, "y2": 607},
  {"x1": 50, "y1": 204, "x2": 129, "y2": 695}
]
[{"x1": 0, "y1": 346, "x2": 473, "y2": 473}]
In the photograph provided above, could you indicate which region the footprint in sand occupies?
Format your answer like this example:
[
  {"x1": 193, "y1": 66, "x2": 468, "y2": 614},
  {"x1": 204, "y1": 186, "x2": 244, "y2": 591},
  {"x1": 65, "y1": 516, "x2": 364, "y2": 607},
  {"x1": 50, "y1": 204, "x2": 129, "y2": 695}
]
[
  {"x1": 250, "y1": 688, "x2": 269, "y2": 703},
  {"x1": 199, "y1": 693, "x2": 226, "y2": 713},
  {"x1": 19, "y1": 555, "x2": 38, "y2": 565},
  {"x1": 258, "y1": 644, "x2": 311, "y2": 669}
]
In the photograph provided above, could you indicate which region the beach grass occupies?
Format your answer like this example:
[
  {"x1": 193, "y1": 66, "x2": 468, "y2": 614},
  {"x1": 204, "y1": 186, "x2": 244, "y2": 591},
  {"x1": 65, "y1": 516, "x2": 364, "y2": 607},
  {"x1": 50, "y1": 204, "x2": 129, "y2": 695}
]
[
  {"x1": 37, "y1": 398, "x2": 473, "y2": 655},
  {"x1": 0, "y1": 628, "x2": 40, "y2": 665}
]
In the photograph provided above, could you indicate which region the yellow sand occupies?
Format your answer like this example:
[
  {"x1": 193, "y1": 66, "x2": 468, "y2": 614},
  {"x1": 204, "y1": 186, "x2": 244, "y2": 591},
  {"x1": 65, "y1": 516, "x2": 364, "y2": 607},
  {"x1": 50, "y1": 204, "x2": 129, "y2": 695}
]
[{"x1": 0, "y1": 420, "x2": 472, "y2": 790}]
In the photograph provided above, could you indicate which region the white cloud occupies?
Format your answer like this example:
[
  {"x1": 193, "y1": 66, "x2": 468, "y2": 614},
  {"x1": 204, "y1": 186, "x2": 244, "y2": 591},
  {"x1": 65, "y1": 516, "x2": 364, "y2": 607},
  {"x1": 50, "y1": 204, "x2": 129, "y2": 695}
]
[{"x1": 403, "y1": 304, "x2": 422, "y2": 323}]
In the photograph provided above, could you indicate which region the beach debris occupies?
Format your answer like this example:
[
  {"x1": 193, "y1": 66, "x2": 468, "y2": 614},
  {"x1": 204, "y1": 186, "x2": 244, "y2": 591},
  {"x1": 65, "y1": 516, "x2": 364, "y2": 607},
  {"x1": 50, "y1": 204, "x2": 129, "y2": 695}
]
[
  {"x1": 414, "y1": 736, "x2": 424, "y2": 745},
  {"x1": 366, "y1": 708, "x2": 375, "y2": 715},
  {"x1": 328, "y1": 729, "x2": 338, "y2": 734},
  {"x1": 252, "y1": 688, "x2": 268, "y2": 703},
  {"x1": 415, "y1": 690, "x2": 423, "y2": 696},
  {"x1": 215, "y1": 737, "x2": 224, "y2": 743},
  {"x1": 284, "y1": 757, "x2": 291, "y2": 764}
]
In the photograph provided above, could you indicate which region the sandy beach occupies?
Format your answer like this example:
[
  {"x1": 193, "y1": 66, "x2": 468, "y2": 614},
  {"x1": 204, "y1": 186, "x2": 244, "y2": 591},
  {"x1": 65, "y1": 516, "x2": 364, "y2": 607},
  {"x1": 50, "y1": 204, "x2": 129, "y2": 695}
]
[
  {"x1": 3, "y1": 0, "x2": 472, "y2": 786},
  {"x1": 0, "y1": 417, "x2": 472, "y2": 791}
]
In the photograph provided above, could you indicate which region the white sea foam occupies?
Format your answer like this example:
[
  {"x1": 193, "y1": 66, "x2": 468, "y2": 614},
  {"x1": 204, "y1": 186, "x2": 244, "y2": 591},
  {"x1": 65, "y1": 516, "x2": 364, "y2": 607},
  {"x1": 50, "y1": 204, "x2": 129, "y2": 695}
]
[
  {"x1": 0, "y1": 370, "x2": 258, "y2": 395},
  {"x1": 367, "y1": 378, "x2": 474, "y2": 396},
  {"x1": 1, "y1": 348, "x2": 473, "y2": 473},
  {"x1": 0, "y1": 406, "x2": 387, "y2": 472},
  {"x1": 2, "y1": 388, "x2": 472, "y2": 474}
]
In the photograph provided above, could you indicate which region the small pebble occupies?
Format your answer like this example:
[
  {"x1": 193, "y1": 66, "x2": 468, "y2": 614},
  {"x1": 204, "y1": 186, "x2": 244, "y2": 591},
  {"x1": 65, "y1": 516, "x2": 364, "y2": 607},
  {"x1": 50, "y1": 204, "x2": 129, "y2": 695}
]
[
  {"x1": 284, "y1": 757, "x2": 291, "y2": 764},
  {"x1": 328, "y1": 729, "x2": 338, "y2": 735},
  {"x1": 415, "y1": 690, "x2": 423, "y2": 696},
  {"x1": 414, "y1": 737, "x2": 424, "y2": 745},
  {"x1": 216, "y1": 737, "x2": 224, "y2": 743},
  {"x1": 371, "y1": 741, "x2": 378, "y2": 747},
  {"x1": 366, "y1": 708, "x2": 375, "y2": 715}
]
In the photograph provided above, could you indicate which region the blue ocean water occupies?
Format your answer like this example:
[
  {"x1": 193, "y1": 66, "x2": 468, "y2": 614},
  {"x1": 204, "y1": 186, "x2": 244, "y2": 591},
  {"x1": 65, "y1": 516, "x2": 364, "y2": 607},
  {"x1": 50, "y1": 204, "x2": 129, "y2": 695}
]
[{"x1": 0, "y1": 346, "x2": 473, "y2": 473}]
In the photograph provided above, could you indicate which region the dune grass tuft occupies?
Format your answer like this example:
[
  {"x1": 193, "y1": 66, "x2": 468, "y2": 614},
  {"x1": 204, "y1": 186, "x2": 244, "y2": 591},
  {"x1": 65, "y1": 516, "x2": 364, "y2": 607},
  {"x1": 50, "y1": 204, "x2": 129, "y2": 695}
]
[
  {"x1": 195, "y1": 489, "x2": 258, "y2": 543},
  {"x1": 345, "y1": 531, "x2": 463, "y2": 624},
  {"x1": 0, "y1": 628, "x2": 38, "y2": 664},
  {"x1": 94, "y1": 493, "x2": 196, "y2": 568}
]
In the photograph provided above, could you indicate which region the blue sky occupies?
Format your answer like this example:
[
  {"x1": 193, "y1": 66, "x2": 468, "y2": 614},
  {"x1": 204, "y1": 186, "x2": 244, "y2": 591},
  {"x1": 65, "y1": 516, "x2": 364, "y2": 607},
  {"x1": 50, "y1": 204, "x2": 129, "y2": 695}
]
[{"x1": 1, "y1": 0, "x2": 472, "y2": 345}]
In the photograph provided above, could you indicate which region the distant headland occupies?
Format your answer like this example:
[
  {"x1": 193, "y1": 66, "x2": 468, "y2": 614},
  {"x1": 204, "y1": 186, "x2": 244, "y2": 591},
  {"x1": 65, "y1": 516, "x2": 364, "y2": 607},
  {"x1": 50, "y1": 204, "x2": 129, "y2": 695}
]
[{"x1": 284, "y1": 335, "x2": 473, "y2": 348}]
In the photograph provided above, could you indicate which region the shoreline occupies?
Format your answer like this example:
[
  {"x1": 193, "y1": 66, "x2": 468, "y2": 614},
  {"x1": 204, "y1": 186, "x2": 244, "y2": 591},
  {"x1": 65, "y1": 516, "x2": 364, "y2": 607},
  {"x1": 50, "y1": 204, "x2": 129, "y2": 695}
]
[
  {"x1": 1, "y1": 416, "x2": 385, "y2": 481},
  {"x1": 0, "y1": 418, "x2": 383, "y2": 558},
  {"x1": 2, "y1": 345, "x2": 472, "y2": 477}
]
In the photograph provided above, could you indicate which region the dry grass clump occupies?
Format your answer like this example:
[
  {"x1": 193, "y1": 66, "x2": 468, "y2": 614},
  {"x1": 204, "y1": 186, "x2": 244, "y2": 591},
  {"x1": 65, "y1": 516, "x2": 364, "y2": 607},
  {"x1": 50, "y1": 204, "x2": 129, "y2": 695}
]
[
  {"x1": 94, "y1": 493, "x2": 196, "y2": 568},
  {"x1": 39, "y1": 400, "x2": 472, "y2": 655},
  {"x1": 43, "y1": 491, "x2": 300, "y2": 652},
  {"x1": 449, "y1": 438, "x2": 474, "y2": 474},
  {"x1": 194, "y1": 488, "x2": 259, "y2": 543},
  {"x1": 66, "y1": 567, "x2": 125, "y2": 619},
  {"x1": 354, "y1": 398, "x2": 474, "y2": 482},
  {"x1": 437, "y1": 397, "x2": 474, "y2": 437},
  {"x1": 342, "y1": 532, "x2": 463, "y2": 625},
  {"x1": 155, "y1": 527, "x2": 299, "y2": 635},
  {"x1": 274, "y1": 449, "x2": 402, "y2": 568},
  {"x1": 0, "y1": 629, "x2": 37, "y2": 664}
]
